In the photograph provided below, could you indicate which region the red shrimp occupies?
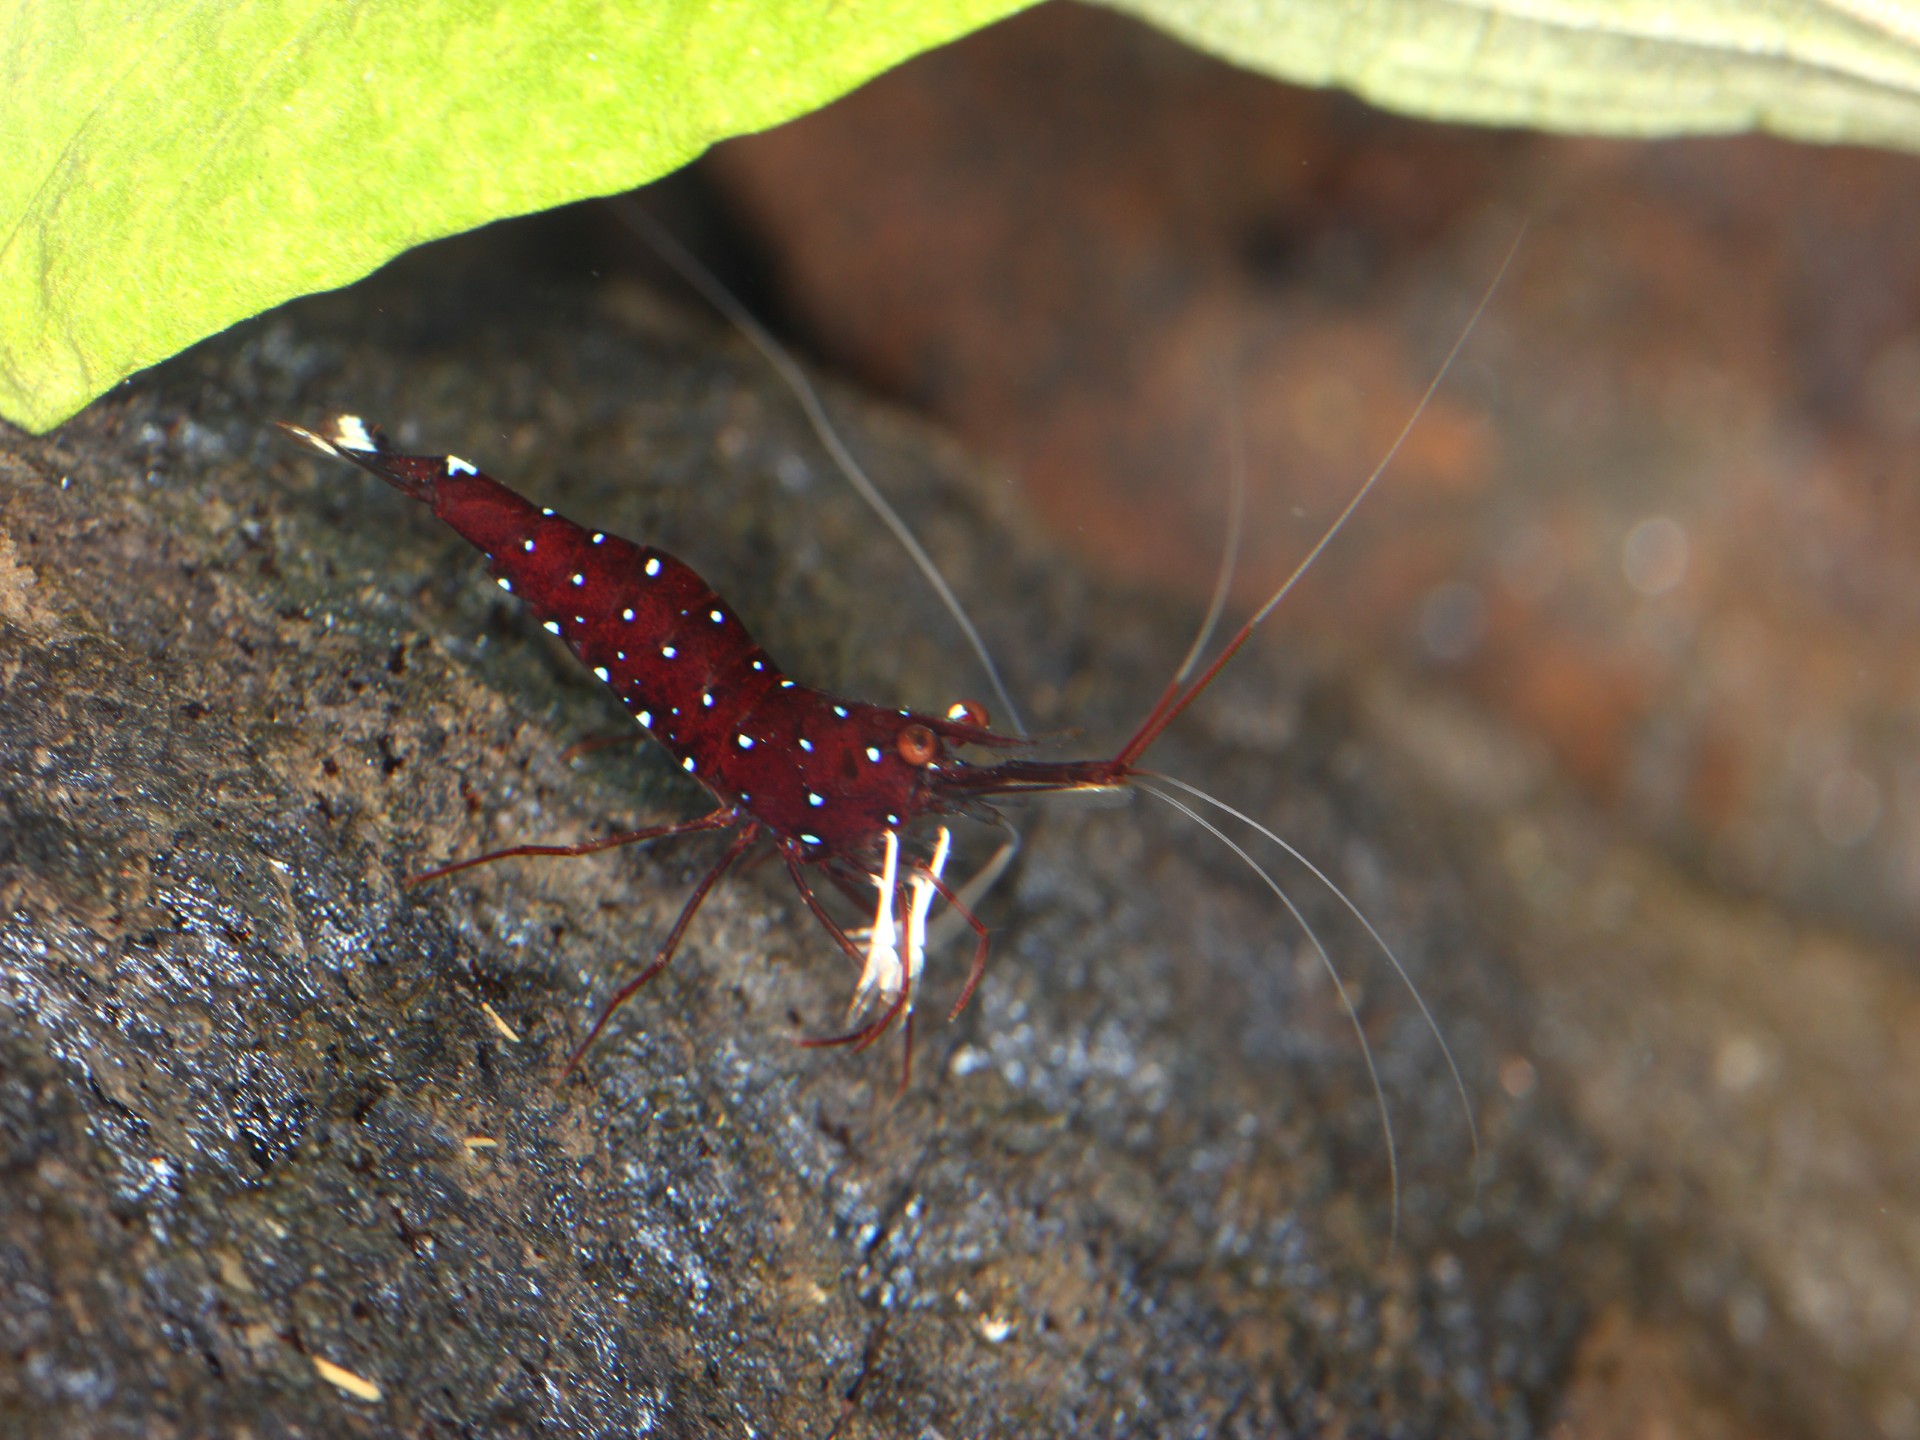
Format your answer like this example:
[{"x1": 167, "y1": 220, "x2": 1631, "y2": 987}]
[
  {"x1": 280, "y1": 234, "x2": 1514, "y2": 1231},
  {"x1": 280, "y1": 415, "x2": 1028, "y2": 1073}
]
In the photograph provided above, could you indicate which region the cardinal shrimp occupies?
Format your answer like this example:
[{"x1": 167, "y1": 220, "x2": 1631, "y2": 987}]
[{"x1": 280, "y1": 229, "x2": 1518, "y2": 1235}]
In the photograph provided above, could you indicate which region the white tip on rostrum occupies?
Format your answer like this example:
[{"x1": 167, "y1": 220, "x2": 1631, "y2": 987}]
[{"x1": 333, "y1": 415, "x2": 378, "y2": 452}]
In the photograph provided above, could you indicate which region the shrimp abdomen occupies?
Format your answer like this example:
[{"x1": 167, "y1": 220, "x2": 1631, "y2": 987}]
[{"x1": 281, "y1": 419, "x2": 778, "y2": 777}]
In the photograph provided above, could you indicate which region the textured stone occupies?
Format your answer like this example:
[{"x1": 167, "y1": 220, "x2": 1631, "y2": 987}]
[{"x1": 5, "y1": 222, "x2": 1871, "y2": 1438}]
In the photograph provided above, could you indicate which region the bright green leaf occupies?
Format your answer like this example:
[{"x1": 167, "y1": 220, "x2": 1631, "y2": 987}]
[
  {"x1": 1108, "y1": 0, "x2": 1920, "y2": 147},
  {"x1": 0, "y1": 0, "x2": 1034, "y2": 434}
]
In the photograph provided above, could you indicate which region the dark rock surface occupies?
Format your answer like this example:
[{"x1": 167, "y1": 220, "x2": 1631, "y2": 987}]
[{"x1": 0, "y1": 228, "x2": 1900, "y2": 1437}]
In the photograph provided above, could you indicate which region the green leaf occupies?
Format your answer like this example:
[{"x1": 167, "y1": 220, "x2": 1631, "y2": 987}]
[
  {"x1": 0, "y1": 0, "x2": 1034, "y2": 434},
  {"x1": 1108, "y1": 0, "x2": 1920, "y2": 147}
]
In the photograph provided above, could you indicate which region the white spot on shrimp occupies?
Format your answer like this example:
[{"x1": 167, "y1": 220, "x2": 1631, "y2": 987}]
[
  {"x1": 638, "y1": 711, "x2": 652, "y2": 727},
  {"x1": 496, "y1": 577, "x2": 513, "y2": 592},
  {"x1": 808, "y1": 793, "x2": 825, "y2": 807},
  {"x1": 593, "y1": 666, "x2": 609, "y2": 682},
  {"x1": 334, "y1": 415, "x2": 377, "y2": 452},
  {"x1": 865, "y1": 746, "x2": 882, "y2": 763},
  {"x1": 709, "y1": 609, "x2": 724, "y2": 623},
  {"x1": 543, "y1": 621, "x2": 561, "y2": 635},
  {"x1": 737, "y1": 734, "x2": 754, "y2": 749},
  {"x1": 541, "y1": 507, "x2": 555, "y2": 517},
  {"x1": 800, "y1": 833, "x2": 822, "y2": 846},
  {"x1": 779, "y1": 679, "x2": 795, "y2": 689},
  {"x1": 886, "y1": 813, "x2": 899, "y2": 825},
  {"x1": 445, "y1": 455, "x2": 477, "y2": 476},
  {"x1": 751, "y1": 660, "x2": 765, "y2": 671},
  {"x1": 591, "y1": 532, "x2": 605, "y2": 544},
  {"x1": 701, "y1": 693, "x2": 713, "y2": 708},
  {"x1": 682, "y1": 757, "x2": 697, "y2": 773},
  {"x1": 645, "y1": 557, "x2": 661, "y2": 577},
  {"x1": 615, "y1": 651, "x2": 626, "y2": 661},
  {"x1": 833, "y1": 705, "x2": 848, "y2": 718},
  {"x1": 523, "y1": 539, "x2": 535, "y2": 552},
  {"x1": 571, "y1": 573, "x2": 584, "y2": 587},
  {"x1": 661, "y1": 646, "x2": 677, "y2": 659},
  {"x1": 799, "y1": 739, "x2": 813, "y2": 753},
  {"x1": 622, "y1": 608, "x2": 635, "y2": 622}
]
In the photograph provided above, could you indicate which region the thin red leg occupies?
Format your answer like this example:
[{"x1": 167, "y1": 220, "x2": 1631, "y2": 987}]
[
  {"x1": 816, "y1": 856, "x2": 878, "y2": 911},
  {"x1": 787, "y1": 846, "x2": 973, "y2": 1092},
  {"x1": 407, "y1": 805, "x2": 737, "y2": 886},
  {"x1": 786, "y1": 850, "x2": 917, "y2": 1077},
  {"x1": 781, "y1": 848, "x2": 867, "y2": 967},
  {"x1": 923, "y1": 872, "x2": 992, "y2": 1022},
  {"x1": 797, "y1": 993, "x2": 908, "y2": 1052},
  {"x1": 564, "y1": 820, "x2": 761, "y2": 1073},
  {"x1": 796, "y1": 979, "x2": 917, "y2": 1095}
]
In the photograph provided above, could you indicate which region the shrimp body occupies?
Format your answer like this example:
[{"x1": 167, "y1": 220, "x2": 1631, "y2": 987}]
[
  {"x1": 282, "y1": 418, "x2": 1017, "y2": 867},
  {"x1": 280, "y1": 371, "x2": 1483, "y2": 1235}
]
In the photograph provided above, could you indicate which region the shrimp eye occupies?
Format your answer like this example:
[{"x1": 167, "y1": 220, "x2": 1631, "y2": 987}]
[
  {"x1": 896, "y1": 722, "x2": 939, "y2": 766},
  {"x1": 945, "y1": 699, "x2": 990, "y2": 728}
]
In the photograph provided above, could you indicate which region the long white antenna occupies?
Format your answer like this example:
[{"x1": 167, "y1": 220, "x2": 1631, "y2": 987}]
[
  {"x1": 1170, "y1": 370, "x2": 1249, "y2": 690},
  {"x1": 1235, "y1": 227, "x2": 1525, "y2": 643},
  {"x1": 1146, "y1": 768, "x2": 1480, "y2": 1191},
  {"x1": 1141, "y1": 780, "x2": 1403, "y2": 1251},
  {"x1": 1116, "y1": 225, "x2": 1526, "y2": 767}
]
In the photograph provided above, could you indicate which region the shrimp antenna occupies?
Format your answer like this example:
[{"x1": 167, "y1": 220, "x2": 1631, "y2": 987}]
[
  {"x1": 1139, "y1": 780, "x2": 1402, "y2": 1252},
  {"x1": 1115, "y1": 226, "x2": 1527, "y2": 770},
  {"x1": 608, "y1": 197, "x2": 1026, "y2": 738},
  {"x1": 1145, "y1": 769, "x2": 1481, "y2": 1197},
  {"x1": 1169, "y1": 363, "x2": 1250, "y2": 691}
]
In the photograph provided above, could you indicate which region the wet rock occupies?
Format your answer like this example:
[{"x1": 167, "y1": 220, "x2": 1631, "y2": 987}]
[{"x1": 2, "y1": 225, "x2": 1886, "y2": 1437}]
